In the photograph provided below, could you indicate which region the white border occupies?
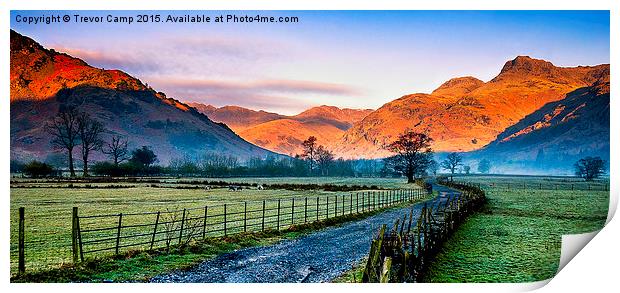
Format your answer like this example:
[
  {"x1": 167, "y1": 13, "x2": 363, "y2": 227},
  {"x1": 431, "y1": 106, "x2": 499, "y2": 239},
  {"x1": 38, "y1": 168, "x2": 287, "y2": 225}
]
[{"x1": 2, "y1": 1, "x2": 618, "y2": 293}]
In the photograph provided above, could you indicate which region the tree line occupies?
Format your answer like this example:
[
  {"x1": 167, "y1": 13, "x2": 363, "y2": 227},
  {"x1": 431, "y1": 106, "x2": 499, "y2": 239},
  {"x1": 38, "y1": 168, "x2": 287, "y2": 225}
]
[{"x1": 12, "y1": 107, "x2": 606, "y2": 181}]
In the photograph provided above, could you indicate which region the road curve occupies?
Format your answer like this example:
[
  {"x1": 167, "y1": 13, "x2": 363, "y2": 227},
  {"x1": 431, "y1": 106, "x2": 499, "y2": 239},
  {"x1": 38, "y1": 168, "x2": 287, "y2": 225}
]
[{"x1": 150, "y1": 184, "x2": 461, "y2": 283}]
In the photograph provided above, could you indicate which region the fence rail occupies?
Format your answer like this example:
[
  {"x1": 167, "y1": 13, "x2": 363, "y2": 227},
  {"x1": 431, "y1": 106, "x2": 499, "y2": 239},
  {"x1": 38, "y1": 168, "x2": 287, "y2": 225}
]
[
  {"x1": 469, "y1": 181, "x2": 608, "y2": 191},
  {"x1": 13, "y1": 188, "x2": 428, "y2": 275}
]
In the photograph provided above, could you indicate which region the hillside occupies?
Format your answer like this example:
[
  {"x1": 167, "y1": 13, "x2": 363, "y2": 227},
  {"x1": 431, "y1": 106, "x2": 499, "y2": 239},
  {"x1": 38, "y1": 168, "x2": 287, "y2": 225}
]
[
  {"x1": 335, "y1": 56, "x2": 609, "y2": 158},
  {"x1": 190, "y1": 104, "x2": 373, "y2": 155},
  {"x1": 186, "y1": 103, "x2": 286, "y2": 132},
  {"x1": 472, "y1": 72, "x2": 610, "y2": 172},
  {"x1": 10, "y1": 30, "x2": 276, "y2": 163}
]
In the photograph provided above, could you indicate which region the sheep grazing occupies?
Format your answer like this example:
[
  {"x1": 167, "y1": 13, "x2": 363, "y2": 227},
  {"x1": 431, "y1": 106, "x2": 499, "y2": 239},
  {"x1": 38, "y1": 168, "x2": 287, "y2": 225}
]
[{"x1": 257, "y1": 184, "x2": 264, "y2": 190}]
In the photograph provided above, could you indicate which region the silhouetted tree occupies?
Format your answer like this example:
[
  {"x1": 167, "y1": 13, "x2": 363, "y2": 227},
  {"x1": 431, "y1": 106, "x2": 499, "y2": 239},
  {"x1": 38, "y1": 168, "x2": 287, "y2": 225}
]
[
  {"x1": 130, "y1": 146, "x2": 158, "y2": 174},
  {"x1": 316, "y1": 145, "x2": 335, "y2": 176},
  {"x1": 102, "y1": 135, "x2": 129, "y2": 166},
  {"x1": 23, "y1": 161, "x2": 54, "y2": 178},
  {"x1": 478, "y1": 159, "x2": 491, "y2": 174},
  {"x1": 574, "y1": 156, "x2": 605, "y2": 181},
  {"x1": 441, "y1": 152, "x2": 462, "y2": 181},
  {"x1": 463, "y1": 165, "x2": 471, "y2": 175},
  {"x1": 77, "y1": 113, "x2": 105, "y2": 176},
  {"x1": 384, "y1": 130, "x2": 434, "y2": 183},
  {"x1": 301, "y1": 136, "x2": 318, "y2": 175},
  {"x1": 46, "y1": 107, "x2": 80, "y2": 176}
]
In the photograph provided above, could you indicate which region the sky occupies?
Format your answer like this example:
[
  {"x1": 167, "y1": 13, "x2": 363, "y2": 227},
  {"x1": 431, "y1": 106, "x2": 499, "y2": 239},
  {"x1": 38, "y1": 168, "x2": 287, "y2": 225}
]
[{"x1": 11, "y1": 10, "x2": 610, "y2": 115}]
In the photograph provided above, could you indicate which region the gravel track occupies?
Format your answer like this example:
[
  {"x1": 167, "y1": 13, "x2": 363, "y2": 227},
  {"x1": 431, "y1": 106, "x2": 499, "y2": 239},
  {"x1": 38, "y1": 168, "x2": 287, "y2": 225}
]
[{"x1": 150, "y1": 184, "x2": 460, "y2": 283}]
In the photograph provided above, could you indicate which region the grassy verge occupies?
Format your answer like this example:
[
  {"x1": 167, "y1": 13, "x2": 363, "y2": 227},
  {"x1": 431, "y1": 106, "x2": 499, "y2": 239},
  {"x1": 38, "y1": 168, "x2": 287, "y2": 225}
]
[
  {"x1": 331, "y1": 258, "x2": 366, "y2": 283},
  {"x1": 11, "y1": 197, "x2": 427, "y2": 283},
  {"x1": 424, "y1": 183, "x2": 608, "y2": 282}
]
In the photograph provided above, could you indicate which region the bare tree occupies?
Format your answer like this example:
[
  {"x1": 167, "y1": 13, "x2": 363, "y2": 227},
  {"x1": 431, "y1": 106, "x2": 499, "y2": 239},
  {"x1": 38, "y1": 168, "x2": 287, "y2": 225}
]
[
  {"x1": 574, "y1": 156, "x2": 605, "y2": 181},
  {"x1": 162, "y1": 208, "x2": 180, "y2": 251},
  {"x1": 441, "y1": 152, "x2": 463, "y2": 181},
  {"x1": 46, "y1": 107, "x2": 81, "y2": 177},
  {"x1": 384, "y1": 130, "x2": 434, "y2": 183},
  {"x1": 77, "y1": 113, "x2": 105, "y2": 176},
  {"x1": 102, "y1": 135, "x2": 129, "y2": 166},
  {"x1": 316, "y1": 145, "x2": 335, "y2": 176},
  {"x1": 301, "y1": 136, "x2": 318, "y2": 175}
]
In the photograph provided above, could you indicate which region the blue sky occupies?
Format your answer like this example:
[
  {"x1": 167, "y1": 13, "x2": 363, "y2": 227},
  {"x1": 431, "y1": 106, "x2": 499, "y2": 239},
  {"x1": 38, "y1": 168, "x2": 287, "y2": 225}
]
[{"x1": 11, "y1": 10, "x2": 610, "y2": 114}]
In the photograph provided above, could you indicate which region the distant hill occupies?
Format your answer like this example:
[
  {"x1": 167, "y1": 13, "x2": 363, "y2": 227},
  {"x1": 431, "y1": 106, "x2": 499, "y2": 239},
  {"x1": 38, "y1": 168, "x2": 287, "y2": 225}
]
[
  {"x1": 10, "y1": 30, "x2": 277, "y2": 163},
  {"x1": 334, "y1": 56, "x2": 609, "y2": 159},
  {"x1": 189, "y1": 104, "x2": 373, "y2": 156},
  {"x1": 470, "y1": 72, "x2": 610, "y2": 173},
  {"x1": 186, "y1": 103, "x2": 286, "y2": 132}
]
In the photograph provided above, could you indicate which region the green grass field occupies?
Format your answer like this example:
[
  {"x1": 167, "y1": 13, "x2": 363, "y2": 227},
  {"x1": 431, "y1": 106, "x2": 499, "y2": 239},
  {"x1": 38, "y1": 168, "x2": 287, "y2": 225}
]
[
  {"x1": 10, "y1": 177, "x2": 417, "y2": 275},
  {"x1": 425, "y1": 175, "x2": 609, "y2": 283}
]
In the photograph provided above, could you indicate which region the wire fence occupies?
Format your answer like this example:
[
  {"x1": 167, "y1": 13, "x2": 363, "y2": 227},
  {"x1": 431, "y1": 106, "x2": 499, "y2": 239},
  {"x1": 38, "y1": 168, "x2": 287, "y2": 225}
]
[
  {"x1": 12, "y1": 188, "x2": 428, "y2": 275},
  {"x1": 456, "y1": 180, "x2": 608, "y2": 191}
]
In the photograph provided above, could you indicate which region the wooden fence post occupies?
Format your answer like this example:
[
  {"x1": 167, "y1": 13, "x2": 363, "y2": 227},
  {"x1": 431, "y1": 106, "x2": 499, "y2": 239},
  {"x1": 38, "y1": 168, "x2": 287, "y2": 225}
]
[
  {"x1": 305, "y1": 197, "x2": 308, "y2": 223},
  {"x1": 77, "y1": 212, "x2": 83, "y2": 262},
  {"x1": 151, "y1": 211, "x2": 160, "y2": 250},
  {"x1": 316, "y1": 197, "x2": 320, "y2": 221},
  {"x1": 356, "y1": 193, "x2": 359, "y2": 213},
  {"x1": 72, "y1": 207, "x2": 78, "y2": 263},
  {"x1": 262, "y1": 200, "x2": 266, "y2": 231},
  {"x1": 291, "y1": 198, "x2": 295, "y2": 225},
  {"x1": 382, "y1": 191, "x2": 385, "y2": 207},
  {"x1": 244, "y1": 202, "x2": 248, "y2": 233},
  {"x1": 115, "y1": 213, "x2": 123, "y2": 255},
  {"x1": 326, "y1": 196, "x2": 329, "y2": 219},
  {"x1": 372, "y1": 191, "x2": 375, "y2": 210},
  {"x1": 277, "y1": 200, "x2": 281, "y2": 230},
  {"x1": 203, "y1": 206, "x2": 208, "y2": 239},
  {"x1": 179, "y1": 209, "x2": 186, "y2": 244},
  {"x1": 350, "y1": 193, "x2": 353, "y2": 215},
  {"x1": 223, "y1": 204, "x2": 227, "y2": 236},
  {"x1": 360, "y1": 193, "x2": 364, "y2": 212},
  {"x1": 335, "y1": 195, "x2": 339, "y2": 216},
  {"x1": 342, "y1": 194, "x2": 345, "y2": 216},
  {"x1": 18, "y1": 207, "x2": 25, "y2": 274}
]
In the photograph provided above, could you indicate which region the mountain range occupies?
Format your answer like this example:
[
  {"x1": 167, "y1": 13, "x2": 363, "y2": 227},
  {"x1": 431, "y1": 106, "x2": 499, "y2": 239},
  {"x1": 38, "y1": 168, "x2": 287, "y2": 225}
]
[
  {"x1": 10, "y1": 30, "x2": 276, "y2": 163},
  {"x1": 471, "y1": 71, "x2": 610, "y2": 172},
  {"x1": 187, "y1": 104, "x2": 373, "y2": 156},
  {"x1": 190, "y1": 56, "x2": 609, "y2": 172},
  {"x1": 10, "y1": 29, "x2": 610, "y2": 173},
  {"x1": 334, "y1": 56, "x2": 609, "y2": 159}
]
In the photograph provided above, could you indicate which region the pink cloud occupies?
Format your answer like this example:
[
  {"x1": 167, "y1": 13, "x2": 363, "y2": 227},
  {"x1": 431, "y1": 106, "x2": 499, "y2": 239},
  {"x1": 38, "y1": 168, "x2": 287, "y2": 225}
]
[
  {"x1": 52, "y1": 46, "x2": 159, "y2": 73},
  {"x1": 146, "y1": 78, "x2": 360, "y2": 96}
]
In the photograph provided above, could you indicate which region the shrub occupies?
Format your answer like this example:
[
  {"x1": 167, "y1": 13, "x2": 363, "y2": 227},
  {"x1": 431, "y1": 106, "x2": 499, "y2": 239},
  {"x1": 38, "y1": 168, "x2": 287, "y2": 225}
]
[{"x1": 23, "y1": 161, "x2": 54, "y2": 178}]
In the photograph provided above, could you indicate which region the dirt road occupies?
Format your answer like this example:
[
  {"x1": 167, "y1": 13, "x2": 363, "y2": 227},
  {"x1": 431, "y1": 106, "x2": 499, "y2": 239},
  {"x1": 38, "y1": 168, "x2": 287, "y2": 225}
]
[{"x1": 151, "y1": 184, "x2": 459, "y2": 283}]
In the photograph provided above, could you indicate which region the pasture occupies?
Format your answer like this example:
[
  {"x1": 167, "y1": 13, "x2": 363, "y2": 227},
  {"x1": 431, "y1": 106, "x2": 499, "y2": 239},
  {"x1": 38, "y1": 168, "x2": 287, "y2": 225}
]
[
  {"x1": 424, "y1": 175, "x2": 609, "y2": 282},
  {"x1": 10, "y1": 177, "x2": 417, "y2": 275}
]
